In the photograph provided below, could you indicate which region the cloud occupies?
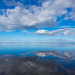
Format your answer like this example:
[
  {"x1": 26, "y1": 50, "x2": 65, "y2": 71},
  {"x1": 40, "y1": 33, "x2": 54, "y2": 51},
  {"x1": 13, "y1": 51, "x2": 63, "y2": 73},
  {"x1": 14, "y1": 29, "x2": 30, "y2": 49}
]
[
  {"x1": 0, "y1": 5, "x2": 57, "y2": 31},
  {"x1": 3, "y1": 0, "x2": 47, "y2": 6},
  {"x1": 0, "y1": 0, "x2": 75, "y2": 31},
  {"x1": 36, "y1": 28, "x2": 75, "y2": 36},
  {"x1": 3, "y1": 0, "x2": 24, "y2": 7},
  {"x1": 65, "y1": 12, "x2": 75, "y2": 21}
]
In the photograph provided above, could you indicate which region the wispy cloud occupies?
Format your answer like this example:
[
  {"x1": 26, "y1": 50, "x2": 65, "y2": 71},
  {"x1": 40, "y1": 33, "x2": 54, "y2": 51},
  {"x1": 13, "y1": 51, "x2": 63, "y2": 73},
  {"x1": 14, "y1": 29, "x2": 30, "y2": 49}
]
[{"x1": 3, "y1": 0, "x2": 24, "y2": 7}]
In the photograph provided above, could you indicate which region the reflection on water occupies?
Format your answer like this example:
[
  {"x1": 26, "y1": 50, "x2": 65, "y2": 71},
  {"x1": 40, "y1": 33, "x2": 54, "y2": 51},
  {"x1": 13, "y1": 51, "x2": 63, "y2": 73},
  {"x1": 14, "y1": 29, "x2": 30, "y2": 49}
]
[
  {"x1": 35, "y1": 50, "x2": 75, "y2": 59},
  {"x1": 0, "y1": 43, "x2": 75, "y2": 75},
  {"x1": 0, "y1": 53, "x2": 75, "y2": 75}
]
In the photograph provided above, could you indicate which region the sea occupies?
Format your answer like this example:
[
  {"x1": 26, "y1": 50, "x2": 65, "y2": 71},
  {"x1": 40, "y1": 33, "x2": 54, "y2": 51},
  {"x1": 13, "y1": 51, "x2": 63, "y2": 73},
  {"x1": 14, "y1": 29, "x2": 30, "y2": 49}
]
[{"x1": 0, "y1": 43, "x2": 75, "y2": 75}]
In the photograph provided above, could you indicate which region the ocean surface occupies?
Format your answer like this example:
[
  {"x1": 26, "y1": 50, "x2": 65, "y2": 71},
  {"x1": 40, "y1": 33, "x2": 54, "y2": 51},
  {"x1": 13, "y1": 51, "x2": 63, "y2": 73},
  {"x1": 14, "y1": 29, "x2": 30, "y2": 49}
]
[
  {"x1": 0, "y1": 43, "x2": 75, "y2": 75},
  {"x1": 0, "y1": 43, "x2": 75, "y2": 56}
]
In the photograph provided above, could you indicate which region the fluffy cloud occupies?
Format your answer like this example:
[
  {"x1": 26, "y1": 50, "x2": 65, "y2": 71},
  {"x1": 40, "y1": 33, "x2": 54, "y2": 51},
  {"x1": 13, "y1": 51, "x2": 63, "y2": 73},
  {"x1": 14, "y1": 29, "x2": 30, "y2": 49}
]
[
  {"x1": 36, "y1": 28, "x2": 75, "y2": 36},
  {"x1": 0, "y1": 0, "x2": 75, "y2": 31}
]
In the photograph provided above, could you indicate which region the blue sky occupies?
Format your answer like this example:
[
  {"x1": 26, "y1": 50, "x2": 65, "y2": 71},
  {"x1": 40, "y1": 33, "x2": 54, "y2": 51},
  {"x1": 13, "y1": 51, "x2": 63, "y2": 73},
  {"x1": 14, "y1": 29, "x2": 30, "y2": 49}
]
[{"x1": 0, "y1": 0, "x2": 75, "y2": 43}]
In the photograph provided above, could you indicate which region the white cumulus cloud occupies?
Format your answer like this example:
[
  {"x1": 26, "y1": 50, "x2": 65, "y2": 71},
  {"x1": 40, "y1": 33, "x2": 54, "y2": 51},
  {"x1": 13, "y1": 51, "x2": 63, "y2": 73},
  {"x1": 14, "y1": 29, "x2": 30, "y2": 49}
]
[
  {"x1": 36, "y1": 28, "x2": 75, "y2": 36},
  {"x1": 0, "y1": 0, "x2": 75, "y2": 31}
]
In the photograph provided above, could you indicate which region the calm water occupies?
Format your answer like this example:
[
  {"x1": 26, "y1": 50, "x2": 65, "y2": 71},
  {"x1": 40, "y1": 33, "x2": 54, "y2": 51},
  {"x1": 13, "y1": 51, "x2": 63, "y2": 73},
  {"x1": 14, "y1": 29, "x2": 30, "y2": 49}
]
[
  {"x1": 0, "y1": 43, "x2": 75, "y2": 75},
  {"x1": 0, "y1": 43, "x2": 75, "y2": 56}
]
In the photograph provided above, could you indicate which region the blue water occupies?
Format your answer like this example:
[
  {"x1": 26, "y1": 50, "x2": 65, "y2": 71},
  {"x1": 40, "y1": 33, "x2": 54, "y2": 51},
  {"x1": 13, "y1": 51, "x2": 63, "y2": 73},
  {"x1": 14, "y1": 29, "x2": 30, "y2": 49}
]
[
  {"x1": 0, "y1": 43, "x2": 75, "y2": 56},
  {"x1": 0, "y1": 43, "x2": 75, "y2": 74}
]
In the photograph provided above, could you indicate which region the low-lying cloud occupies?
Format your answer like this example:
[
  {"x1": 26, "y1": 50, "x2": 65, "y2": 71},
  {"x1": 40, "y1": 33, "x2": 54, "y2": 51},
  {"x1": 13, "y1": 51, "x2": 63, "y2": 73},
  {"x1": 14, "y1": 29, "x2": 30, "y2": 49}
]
[{"x1": 36, "y1": 28, "x2": 75, "y2": 36}]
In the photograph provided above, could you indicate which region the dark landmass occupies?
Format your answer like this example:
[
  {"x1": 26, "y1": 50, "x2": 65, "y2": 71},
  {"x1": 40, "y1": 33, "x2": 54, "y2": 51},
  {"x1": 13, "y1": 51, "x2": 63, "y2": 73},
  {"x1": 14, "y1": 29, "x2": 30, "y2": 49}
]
[{"x1": 0, "y1": 55, "x2": 75, "y2": 75}]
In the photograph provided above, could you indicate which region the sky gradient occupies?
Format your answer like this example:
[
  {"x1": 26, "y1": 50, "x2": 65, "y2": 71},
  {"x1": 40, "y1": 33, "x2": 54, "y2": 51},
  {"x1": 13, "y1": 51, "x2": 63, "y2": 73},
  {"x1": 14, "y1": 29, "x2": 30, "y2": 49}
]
[{"x1": 0, "y1": 0, "x2": 75, "y2": 43}]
